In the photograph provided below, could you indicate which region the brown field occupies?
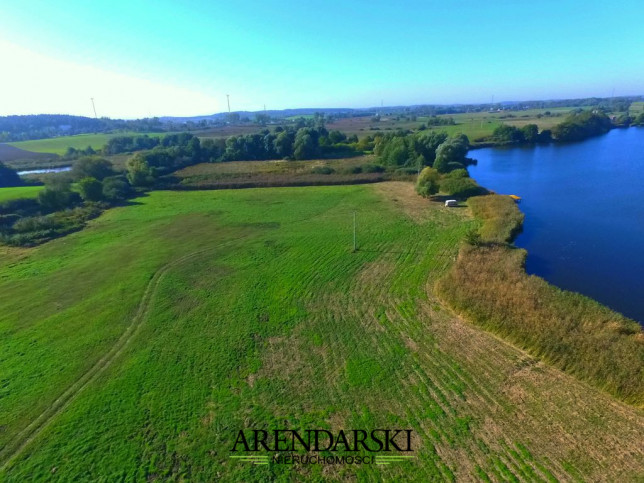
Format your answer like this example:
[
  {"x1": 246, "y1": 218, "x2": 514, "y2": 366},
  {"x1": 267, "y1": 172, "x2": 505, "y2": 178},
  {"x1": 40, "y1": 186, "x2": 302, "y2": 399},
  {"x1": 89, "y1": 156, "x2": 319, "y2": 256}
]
[{"x1": 0, "y1": 144, "x2": 55, "y2": 164}]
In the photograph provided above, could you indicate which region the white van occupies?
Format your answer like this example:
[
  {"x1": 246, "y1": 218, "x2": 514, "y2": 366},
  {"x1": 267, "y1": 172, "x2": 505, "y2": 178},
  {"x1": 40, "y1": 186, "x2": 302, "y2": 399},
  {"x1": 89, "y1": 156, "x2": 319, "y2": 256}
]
[{"x1": 445, "y1": 200, "x2": 458, "y2": 207}]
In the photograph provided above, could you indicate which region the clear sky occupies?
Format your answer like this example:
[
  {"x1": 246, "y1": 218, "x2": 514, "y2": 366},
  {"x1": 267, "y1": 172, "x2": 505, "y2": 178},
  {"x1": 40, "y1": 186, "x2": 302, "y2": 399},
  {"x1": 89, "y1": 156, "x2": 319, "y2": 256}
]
[{"x1": 0, "y1": 0, "x2": 642, "y2": 118}]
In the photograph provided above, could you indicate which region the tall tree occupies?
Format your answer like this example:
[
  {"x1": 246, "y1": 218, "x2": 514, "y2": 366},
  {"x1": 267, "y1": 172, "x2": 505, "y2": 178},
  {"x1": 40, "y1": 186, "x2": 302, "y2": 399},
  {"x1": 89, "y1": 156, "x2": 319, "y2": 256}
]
[
  {"x1": 72, "y1": 157, "x2": 113, "y2": 180},
  {"x1": 433, "y1": 135, "x2": 469, "y2": 173}
]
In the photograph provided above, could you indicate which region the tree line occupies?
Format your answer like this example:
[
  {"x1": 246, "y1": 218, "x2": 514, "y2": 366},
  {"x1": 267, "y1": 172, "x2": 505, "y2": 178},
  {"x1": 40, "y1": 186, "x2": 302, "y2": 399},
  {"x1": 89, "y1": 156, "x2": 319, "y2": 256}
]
[
  {"x1": 551, "y1": 110, "x2": 612, "y2": 142},
  {"x1": 113, "y1": 128, "x2": 359, "y2": 186},
  {"x1": 0, "y1": 114, "x2": 166, "y2": 142},
  {"x1": 490, "y1": 124, "x2": 551, "y2": 144},
  {"x1": 371, "y1": 130, "x2": 486, "y2": 200},
  {"x1": 373, "y1": 130, "x2": 472, "y2": 172},
  {"x1": 0, "y1": 156, "x2": 132, "y2": 246},
  {"x1": 490, "y1": 110, "x2": 614, "y2": 145}
]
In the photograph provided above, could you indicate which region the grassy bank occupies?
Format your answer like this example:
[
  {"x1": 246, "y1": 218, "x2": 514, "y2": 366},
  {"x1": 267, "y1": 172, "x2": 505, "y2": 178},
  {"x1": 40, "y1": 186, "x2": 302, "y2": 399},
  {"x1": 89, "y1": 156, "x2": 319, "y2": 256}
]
[{"x1": 436, "y1": 195, "x2": 644, "y2": 405}]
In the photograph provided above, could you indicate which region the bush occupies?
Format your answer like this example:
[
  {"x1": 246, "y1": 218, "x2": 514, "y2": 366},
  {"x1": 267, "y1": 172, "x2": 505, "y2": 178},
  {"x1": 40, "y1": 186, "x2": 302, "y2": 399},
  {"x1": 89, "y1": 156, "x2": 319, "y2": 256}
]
[
  {"x1": 492, "y1": 125, "x2": 524, "y2": 144},
  {"x1": 439, "y1": 177, "x2": 487, "y2": 199},
  {"x1": 520, "y1": 124, "x2": 539, "y2": 143},
  {"x1": 361, "y1": 164, "x2": 385, "y2": 173},
  {"x1": 1, "y1": 205, "x2": 104, "y2": 247},
  {"x1": 12, "y1": 215, "x2": 58, "y2": 233},
  {"x1": 464, "y1": 228, "x2": 482, "y2": 246},
  {"x1": 0, "y1": 214, "x2": 20, "y2": 227},
  {"x1": 0, "y1": 231, "x2": 53, "y2": 247},
  {"x1": 356, "y1": 137, "x2": 375, "y2": 151},
  {"x1": 446, "y1": 168, "x2": 468, "y2": 179},
  {"x1": 310, "y1": 166, "x2": 335, "y2": 175},
  {"x1": 52, "y1": 205, "x2": 102, "y2": 227},
  {"x1": 72, "y1": 157, "x2": 113, "y2": 180},
  {"x1": 415, "y1": 167, "x2": 440, "y2": 198},
  {"x1": 126, "y1": 156, "x2": 156, "y2": 186},
  {"x1": 633, "y1": 113, "x2": 644, "y2": 126},
  {"x1": 102, "y1": 176, "x2": 132, "y2": 201},
  {"x1": 395, "y1": 167, "x2": 419, "y2": 175},
  {"x1": 446, "y1": 161, "x2": 465, "y2": 172},
  {"x1": 38, "y1": 184, "x2": 77, "y2": 213},
  {"x1": 340, "y1": 166, "x2": 362, "y2": 174},
  {"x1": 78, "y1": 177, "x2": 104, "y2": 202},
  {"x1": 0, "y1": 198, "x2": 39, "y2": 216}
]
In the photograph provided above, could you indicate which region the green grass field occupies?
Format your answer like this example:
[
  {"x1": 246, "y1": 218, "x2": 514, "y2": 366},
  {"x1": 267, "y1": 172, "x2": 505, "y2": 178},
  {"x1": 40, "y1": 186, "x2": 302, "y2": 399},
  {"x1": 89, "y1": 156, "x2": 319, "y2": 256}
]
[
  {"x1": 8, "y1": 132, "x2": 169, "y2": 156},
  {"x1": 0, "y1": 183, "x2": 642, "y2": 481},
  {"x1": 0, "y1": 186, "x2": 43, "y2": 203}
]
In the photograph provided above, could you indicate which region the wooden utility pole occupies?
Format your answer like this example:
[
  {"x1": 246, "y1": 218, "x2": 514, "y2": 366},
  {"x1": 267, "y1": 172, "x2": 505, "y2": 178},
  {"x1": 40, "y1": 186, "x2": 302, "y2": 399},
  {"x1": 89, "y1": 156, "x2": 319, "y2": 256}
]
[{"x1": 353, "y1": 211, "x2": 357, "y2": 252}]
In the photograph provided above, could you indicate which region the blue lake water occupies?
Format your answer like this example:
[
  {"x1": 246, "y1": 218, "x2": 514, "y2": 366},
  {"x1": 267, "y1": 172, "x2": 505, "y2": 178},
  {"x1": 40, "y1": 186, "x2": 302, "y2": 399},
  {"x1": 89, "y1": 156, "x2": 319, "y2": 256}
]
[{"x1": 468, "y1": 127, "x2": 644, "y2": 324}]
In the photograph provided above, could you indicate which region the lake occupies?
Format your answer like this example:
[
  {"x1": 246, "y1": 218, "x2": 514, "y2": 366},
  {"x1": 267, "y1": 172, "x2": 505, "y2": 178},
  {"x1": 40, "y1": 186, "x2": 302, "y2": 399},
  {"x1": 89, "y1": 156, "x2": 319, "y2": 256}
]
[{"x1": 468, "y1": 127, "x2": 644, "y2": 324}]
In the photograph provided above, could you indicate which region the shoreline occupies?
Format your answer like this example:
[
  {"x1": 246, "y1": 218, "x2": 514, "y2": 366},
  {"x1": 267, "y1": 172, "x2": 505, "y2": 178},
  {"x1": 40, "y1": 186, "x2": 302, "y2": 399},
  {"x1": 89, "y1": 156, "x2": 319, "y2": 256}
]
[
  {"x1": 466, "y1": 127, "x2": 644, "y2": 325},
  {"x1": 435, "y1": 193, "x2": 644, "y2": 406},
  {"x1": 468, "y1": 123, "x2": 644, "y2": 151}
]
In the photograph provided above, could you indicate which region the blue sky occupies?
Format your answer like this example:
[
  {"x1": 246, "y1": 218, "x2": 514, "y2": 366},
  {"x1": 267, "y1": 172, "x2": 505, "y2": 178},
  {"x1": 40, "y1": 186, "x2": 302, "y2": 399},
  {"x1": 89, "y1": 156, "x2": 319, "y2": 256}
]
[{"x1": 0, "y1": 0, "x2": 642, "y2": 118}]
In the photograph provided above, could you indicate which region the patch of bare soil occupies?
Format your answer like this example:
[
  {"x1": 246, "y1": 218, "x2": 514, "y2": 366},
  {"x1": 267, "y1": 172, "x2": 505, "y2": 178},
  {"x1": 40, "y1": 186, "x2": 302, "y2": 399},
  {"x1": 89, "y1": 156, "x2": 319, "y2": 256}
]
[
  {"x1": 372, "y1": 181, "x2": 471, "y2": 223},
  {"x1": 0, "y1": 144, "x2": 54, "y2": 162}
]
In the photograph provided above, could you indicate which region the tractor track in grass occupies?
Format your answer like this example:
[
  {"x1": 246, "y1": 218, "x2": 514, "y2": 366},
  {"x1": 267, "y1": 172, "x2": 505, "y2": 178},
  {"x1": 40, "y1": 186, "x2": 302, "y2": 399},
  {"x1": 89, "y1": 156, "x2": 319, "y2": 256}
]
[{"x1": 0, "y1": 245, "x2": 227, "y2": 472}]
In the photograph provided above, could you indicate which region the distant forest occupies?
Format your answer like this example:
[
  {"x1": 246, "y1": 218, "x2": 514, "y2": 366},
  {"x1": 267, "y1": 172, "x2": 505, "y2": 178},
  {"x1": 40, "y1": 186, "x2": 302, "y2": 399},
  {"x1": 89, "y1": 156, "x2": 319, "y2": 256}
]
[
  {"x1": 0, "y1": 115, "x2": 165, "y2": 142},
  {"x1": 1, "y1": 96, "x2": 641, "y2": 144}
]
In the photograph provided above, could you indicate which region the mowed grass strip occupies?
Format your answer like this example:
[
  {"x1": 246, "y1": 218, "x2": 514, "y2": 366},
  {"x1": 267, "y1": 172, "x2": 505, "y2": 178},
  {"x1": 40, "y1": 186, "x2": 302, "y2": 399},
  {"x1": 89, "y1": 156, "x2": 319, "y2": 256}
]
[{"x1": 1, "y1": 184, "x2": 642, "y2": 481}]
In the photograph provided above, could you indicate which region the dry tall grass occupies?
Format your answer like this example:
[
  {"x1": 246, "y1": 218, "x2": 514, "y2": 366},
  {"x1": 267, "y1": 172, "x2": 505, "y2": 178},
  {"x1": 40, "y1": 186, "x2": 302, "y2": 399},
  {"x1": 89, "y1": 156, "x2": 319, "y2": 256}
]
[
  {"x1": 468, "y1": 194, "x2": 524, "y2": 243},
  {"x1": 436, "y1": 195, "x2": 644, "y2": 405}
]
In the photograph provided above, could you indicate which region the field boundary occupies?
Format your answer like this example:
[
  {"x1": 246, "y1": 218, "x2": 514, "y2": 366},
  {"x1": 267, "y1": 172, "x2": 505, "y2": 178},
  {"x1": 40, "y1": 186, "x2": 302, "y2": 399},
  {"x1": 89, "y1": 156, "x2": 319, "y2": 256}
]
[
  {"x1": 0, "y1": 243, "x2": 236, "y2": 472},
  {"x1": 168, "y1": 176, "x2": 389, "y2": 191}
]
